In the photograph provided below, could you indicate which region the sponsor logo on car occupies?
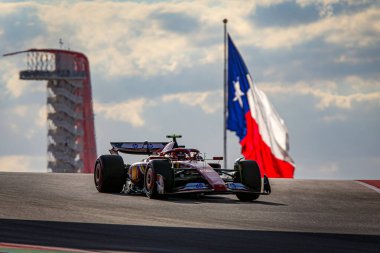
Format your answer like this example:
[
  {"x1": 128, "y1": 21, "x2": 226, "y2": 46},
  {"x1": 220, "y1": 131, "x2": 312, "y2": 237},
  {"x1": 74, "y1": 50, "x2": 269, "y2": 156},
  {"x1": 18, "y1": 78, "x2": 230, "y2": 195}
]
[
  {"x1": 227, "y1": 182, "x2": 247, "y2": 190},
  {"x1": 183, "y1": 183, "x2": 208, "y2": 190}
]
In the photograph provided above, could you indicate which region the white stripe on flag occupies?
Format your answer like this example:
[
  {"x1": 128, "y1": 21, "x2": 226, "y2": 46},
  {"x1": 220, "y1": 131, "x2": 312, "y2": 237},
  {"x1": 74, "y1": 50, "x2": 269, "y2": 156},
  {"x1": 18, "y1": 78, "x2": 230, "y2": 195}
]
[{"x1": 246, "y1": 74, "x2": 293, "y2": 164}]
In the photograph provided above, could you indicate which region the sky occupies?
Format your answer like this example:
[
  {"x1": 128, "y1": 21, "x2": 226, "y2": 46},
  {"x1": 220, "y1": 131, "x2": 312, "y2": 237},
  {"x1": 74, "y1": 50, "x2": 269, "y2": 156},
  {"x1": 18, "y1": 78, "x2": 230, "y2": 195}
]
[{"x1": 0, "y1": 0, "x2": 379, "y2": 179}]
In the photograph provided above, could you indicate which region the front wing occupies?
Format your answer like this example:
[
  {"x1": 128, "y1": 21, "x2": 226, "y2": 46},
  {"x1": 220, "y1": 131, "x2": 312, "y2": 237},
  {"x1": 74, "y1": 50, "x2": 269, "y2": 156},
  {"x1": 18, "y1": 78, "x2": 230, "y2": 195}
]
[{"x1": 165, "y1": 181, "x2": 270, "y2": 195}]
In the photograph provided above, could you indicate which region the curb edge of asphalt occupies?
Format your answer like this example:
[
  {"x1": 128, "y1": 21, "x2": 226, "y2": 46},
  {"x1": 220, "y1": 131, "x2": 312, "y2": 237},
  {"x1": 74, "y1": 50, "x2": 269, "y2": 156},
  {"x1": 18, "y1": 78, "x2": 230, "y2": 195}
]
[{"x1": 356, "y1": 181, "x2": 380, "y2": 194}]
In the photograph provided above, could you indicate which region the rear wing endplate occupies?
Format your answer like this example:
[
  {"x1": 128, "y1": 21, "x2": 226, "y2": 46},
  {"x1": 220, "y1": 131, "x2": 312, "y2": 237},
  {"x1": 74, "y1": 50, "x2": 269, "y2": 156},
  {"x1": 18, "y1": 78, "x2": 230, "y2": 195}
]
[{"x1": 110, "y1": 142, "x2": 168, "y2": 155}]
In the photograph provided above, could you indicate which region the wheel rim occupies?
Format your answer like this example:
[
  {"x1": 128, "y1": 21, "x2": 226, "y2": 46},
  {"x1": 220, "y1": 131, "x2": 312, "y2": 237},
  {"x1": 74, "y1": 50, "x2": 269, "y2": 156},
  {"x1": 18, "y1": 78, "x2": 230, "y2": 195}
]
[
  {"x1": 95, "y1": 162, "x2": 101, "y2": 186},
  {"x1": 146, "y1": 168, "x2": 155, "y2": 191}
]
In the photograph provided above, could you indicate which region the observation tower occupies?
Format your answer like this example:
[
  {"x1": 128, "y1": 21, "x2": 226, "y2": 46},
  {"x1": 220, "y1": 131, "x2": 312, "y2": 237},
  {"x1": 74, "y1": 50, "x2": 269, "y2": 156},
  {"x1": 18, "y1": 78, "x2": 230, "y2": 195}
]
[{"x1": 4, "y1": 49, "x2": 97, "y2": 173}]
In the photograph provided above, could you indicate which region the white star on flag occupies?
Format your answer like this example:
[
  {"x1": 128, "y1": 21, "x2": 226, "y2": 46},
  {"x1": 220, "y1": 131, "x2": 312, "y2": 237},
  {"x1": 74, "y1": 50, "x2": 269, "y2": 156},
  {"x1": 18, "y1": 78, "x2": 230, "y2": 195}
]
[{"x1": 233, "y1": 78, "x2": 244, "y2": 108}]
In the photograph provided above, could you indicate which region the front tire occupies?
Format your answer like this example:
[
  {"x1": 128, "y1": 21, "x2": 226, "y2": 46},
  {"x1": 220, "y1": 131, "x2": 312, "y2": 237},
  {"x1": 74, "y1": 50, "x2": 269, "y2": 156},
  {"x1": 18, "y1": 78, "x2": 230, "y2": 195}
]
[
  {"x1": 144, "y1": 166, "x2": 157, "y2": 198},
  {"x1": 94, "y1": 155, "x2": 126, "y2": 193},
  {"x1": 145, "y1": 159, "x2": 173, "y2": 199},
  {"x1": 234, "y1": 160, "x2": 261, "y2": 201}
]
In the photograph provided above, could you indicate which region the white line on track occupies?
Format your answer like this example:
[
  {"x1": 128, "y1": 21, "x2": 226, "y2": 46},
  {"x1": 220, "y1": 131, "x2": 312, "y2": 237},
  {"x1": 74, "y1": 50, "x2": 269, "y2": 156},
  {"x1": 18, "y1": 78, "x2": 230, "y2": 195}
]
[{"x1": 356, "y1": 181, "x2": 380, "y2": 194}]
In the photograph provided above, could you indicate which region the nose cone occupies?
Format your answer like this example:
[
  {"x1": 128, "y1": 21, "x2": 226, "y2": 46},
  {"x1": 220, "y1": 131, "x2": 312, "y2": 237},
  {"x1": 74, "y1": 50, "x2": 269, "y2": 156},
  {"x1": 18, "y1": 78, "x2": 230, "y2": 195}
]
[{"x1": 213, "y1": 183, "x2": 228, "y2": 192}]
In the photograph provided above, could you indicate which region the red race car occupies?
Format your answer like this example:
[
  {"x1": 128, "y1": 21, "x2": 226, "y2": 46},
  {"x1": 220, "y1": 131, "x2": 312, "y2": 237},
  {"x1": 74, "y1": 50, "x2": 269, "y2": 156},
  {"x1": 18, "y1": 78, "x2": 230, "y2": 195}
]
[{"x1": 94, "y1": 135, "x2": 271, "y2": 201}]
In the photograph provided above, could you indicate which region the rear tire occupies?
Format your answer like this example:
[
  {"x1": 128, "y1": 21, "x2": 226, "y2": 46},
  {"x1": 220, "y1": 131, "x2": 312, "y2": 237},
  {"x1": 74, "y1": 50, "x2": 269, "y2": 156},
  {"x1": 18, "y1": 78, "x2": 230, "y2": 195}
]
[
  {"x1": 234, "y1": 160, "x2": 261, "y2": 201},
  {"x1": 94, "y1": 155, "x2": 126, "y2": 193}
]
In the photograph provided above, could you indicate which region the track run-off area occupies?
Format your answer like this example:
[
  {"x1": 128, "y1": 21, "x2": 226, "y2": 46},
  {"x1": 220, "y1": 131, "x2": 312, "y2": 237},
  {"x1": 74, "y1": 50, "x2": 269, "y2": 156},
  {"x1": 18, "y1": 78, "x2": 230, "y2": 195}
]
[{"x1": 0, "y1": 172, "x2": 379, "y2": 253}]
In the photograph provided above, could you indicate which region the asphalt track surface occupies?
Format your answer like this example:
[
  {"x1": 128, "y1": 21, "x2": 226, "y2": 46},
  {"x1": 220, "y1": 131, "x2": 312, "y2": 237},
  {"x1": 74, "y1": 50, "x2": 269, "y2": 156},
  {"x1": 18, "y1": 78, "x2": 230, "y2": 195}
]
[{"x1": 0, "y1": 172, "x2": 379, "y2": 252}]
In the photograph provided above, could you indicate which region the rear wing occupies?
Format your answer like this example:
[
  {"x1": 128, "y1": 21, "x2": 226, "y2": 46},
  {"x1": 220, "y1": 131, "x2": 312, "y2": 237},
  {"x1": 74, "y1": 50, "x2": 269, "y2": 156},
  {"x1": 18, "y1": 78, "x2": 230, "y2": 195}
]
[{"x1": 110, "y1": 142, "x2": 168, "y2": 155}]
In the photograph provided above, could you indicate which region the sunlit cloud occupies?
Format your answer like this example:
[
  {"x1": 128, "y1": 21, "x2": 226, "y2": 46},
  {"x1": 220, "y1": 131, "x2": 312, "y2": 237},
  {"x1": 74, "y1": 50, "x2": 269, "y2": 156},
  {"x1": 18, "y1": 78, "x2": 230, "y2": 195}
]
[
  {"x1": 94, "y1": 98, "x2": 156, "y2": 127},
  {"x1": 161, "y1": 90, "x2": 223, "y2": 114},
  {"x1": 0, "y1": 59, "x2": 45, "y2": 98},
  {"x1": 241, "y1": 4, "x2": 380, "y2": 49},
  {"x1": 0, "y1": 155, "x2": 45, "y2": 172},
  {"x1": 317, "y1": 3, "x2": 334, "y2": 18},
  {"x1": 260, "y1": 78, "x2": 380, "y2": 110},
  {"x1": 6, "y1": 104, "x2": 47, "y2": 139},
  {"x1": 345, "y1": 75, "x2": 380, "y2": 92},
  {"x1": 35, "y1": 105, "x2": 46, "y2": 128},
  {"x1": 94, "y1": 90, "x2": 222, "y2": 127},
  {"x1": 34, "y1": 1, "x2": 219, "y2": 77},
  {"x1": 1, "y1": 62, "x2": 27, "y2": 98},
  {"x1": 2, "y1": 1, "x2": 379, "y2": 78}
]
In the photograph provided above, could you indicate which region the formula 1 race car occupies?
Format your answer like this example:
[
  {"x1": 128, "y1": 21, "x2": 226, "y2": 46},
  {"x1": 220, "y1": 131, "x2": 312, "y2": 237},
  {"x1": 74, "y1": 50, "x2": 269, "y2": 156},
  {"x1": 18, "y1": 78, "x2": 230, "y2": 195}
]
[{"x1": 94, "y1": 135, "x2": 271, "y2": 201}]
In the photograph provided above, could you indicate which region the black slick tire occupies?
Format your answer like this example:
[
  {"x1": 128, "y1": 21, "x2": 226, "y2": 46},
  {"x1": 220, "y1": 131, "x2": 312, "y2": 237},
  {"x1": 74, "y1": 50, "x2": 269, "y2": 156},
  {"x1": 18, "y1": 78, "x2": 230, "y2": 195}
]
[
  {"x1": 145, "y1": 159, "x2": 173, "y2": 199},
  {"x1": 94, "y1": 155, "x2": 126, "y2": 193},
  {"x1": 234, "y1": 160, "x2": 261, "y2": 201}
]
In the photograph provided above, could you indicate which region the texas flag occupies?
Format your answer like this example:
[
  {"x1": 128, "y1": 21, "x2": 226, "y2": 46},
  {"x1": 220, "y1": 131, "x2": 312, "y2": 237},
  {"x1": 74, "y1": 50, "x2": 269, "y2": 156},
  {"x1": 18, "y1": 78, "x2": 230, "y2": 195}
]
[{"x1": 227, "y1": 34, "x2": 295, "y2": 178}]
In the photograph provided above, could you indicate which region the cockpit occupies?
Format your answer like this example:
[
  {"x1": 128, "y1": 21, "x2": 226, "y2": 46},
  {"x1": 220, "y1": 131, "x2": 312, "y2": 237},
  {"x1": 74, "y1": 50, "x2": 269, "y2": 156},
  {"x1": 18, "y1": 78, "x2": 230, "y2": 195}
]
[{"x1": 160, "y1": 142, "x2": 202, "y2": 161}]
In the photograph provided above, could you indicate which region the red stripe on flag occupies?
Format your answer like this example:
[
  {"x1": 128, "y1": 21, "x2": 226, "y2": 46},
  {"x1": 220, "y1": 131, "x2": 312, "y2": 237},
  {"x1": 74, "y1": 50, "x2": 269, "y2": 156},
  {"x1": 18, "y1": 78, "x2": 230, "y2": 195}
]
[{"x1": 240, "y1": 112, "x2": 295, "y2": 178}]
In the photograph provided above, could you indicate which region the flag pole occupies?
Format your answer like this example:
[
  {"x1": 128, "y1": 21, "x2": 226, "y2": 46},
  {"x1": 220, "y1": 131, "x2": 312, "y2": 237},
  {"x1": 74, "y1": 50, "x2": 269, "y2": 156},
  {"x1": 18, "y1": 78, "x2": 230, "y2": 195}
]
[{"x1": 223, "y1": 18, "x2": 228, "y2": 169}]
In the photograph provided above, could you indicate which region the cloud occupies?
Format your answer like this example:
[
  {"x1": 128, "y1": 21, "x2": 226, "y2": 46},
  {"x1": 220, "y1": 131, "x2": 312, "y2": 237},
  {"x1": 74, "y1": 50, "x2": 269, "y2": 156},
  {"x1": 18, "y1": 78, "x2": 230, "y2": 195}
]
[
  {"x1": 0, "y1": 59, "x2": 45, "y2": 98},
  {"x1": 322, "y1": 114, "x2": 347, "y2": 122},
  {"x1": 316, "y1": 2, "x2": 334, "y2": 17},
  {"x1": 296, "y1": 0, "x2": 372, "y2": 8},
  {"x1": 12, "y1": 105, "x2": 29, "y2": 117},
  {"x1": 295, "y1": 160, "x2": 341, "y2": 179},
  {"x1": 0, "y1": 2, "x2": 47, "y2": 53},
  {"x1": 1, "y1": 62, "x2": 27, "y2": 98},
  {"x1": 0, "y1": 1, "x2": 35, "y2": 15},
  {"x1": 243, "y1": 3, "x2": 380, "y2": 49},
  {"x1": 334, "y1": 54, "x2": 364, "y2": 64},
  {"x1": 161, "y1": 90, "x2": 223, "y2": 114},
  {"x1": 35, "y1": 105, "x2": 46, "y2": 128},
  {"x1": 151, "y1": 11, "x2": 200, "y2": 34},
  {"x1": 310, "y1": 89, "x2": 380, "y2": 110},
  {"x1": 0, "y1": 155, "x2": 45, "y2": 172},
  {"x1": 94, "y1": 90, "x2": 222, "y2": 127},
  {"x1": 33, "y1": 1, "x2": 215, "y2": 77},
  {"x1": 2, "y1": 1, "x2": 378, "y2": 80},
  {"x1": 345, "y1": 75, "x2": 380, "y2": 92},
  {"x1": 260, "y1": 77, "x2": 380, "y2": 110},
  {"x1": 318, "y1": 162, "x2": 339, "y2": 174},
  {"x1": 6, "y1": 104, "x2": 46, "y2": 139},
  {"x1": 94, "y1": 98, "x2": 156, "y2": 127},
  {"x1": 252, "y1": 1, "x2": 320, "y2": 28},
  {"x1": 323, "y1": 7, "x2": 380, "y2": 47}
]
